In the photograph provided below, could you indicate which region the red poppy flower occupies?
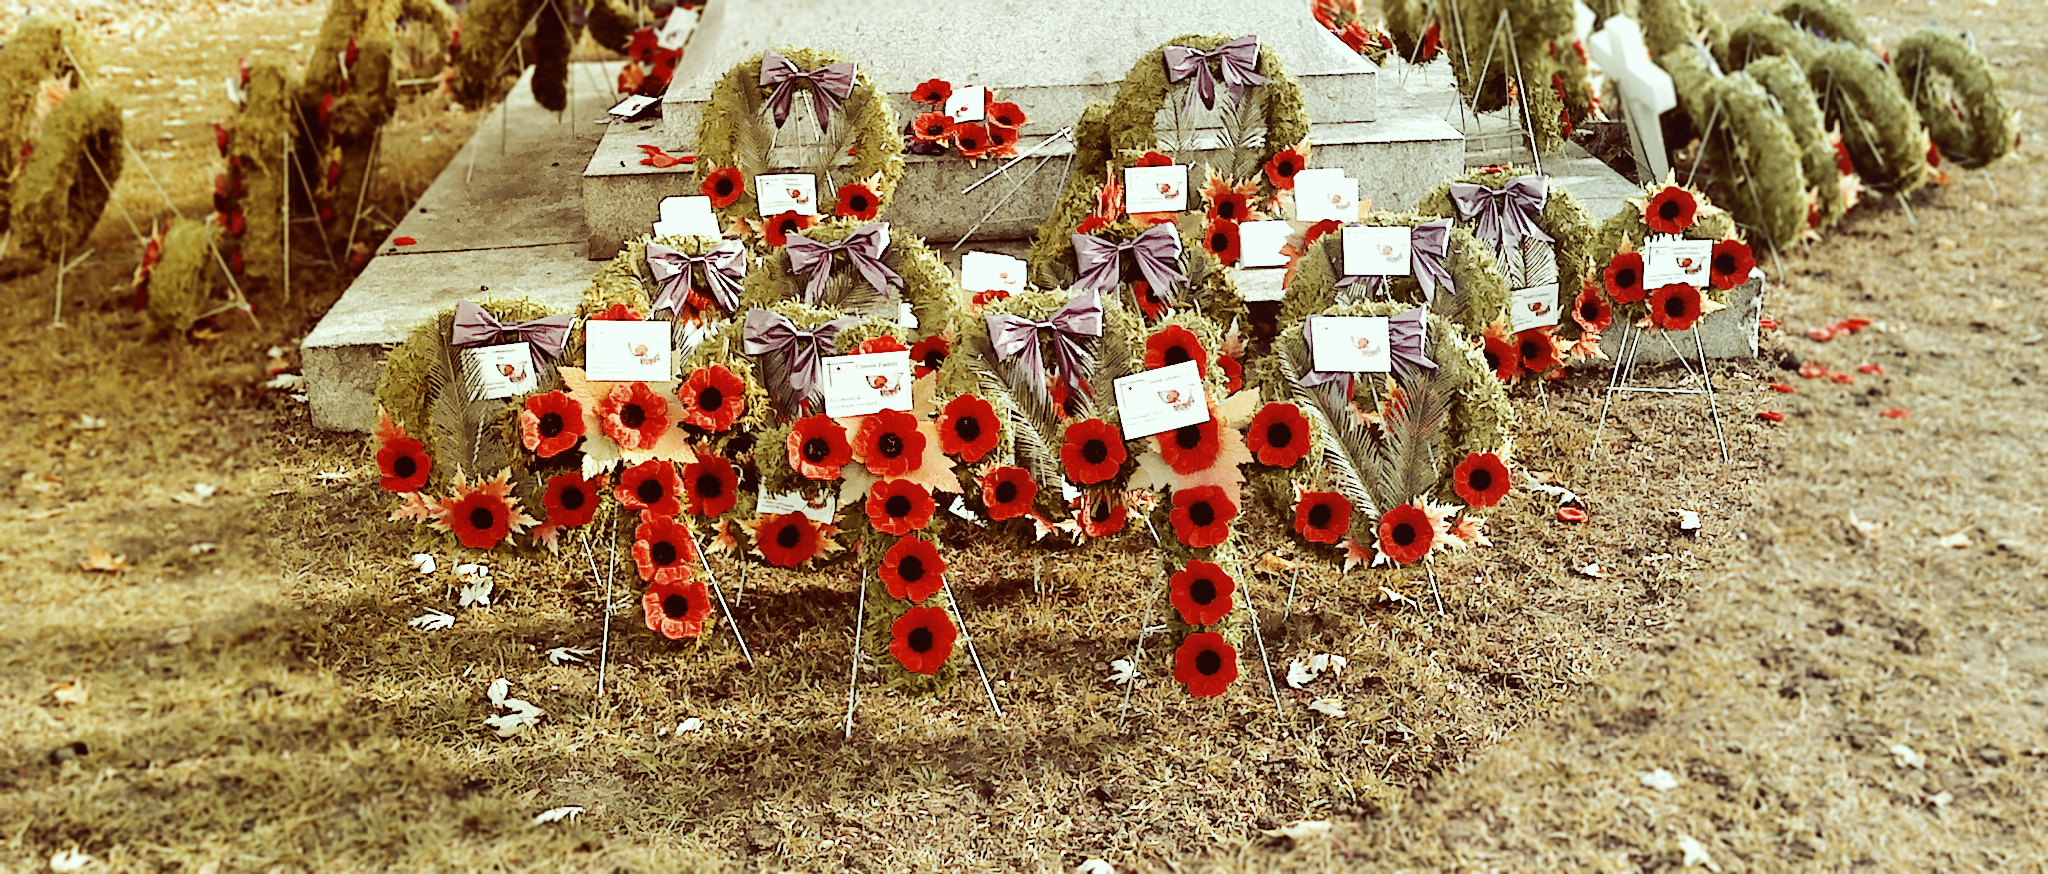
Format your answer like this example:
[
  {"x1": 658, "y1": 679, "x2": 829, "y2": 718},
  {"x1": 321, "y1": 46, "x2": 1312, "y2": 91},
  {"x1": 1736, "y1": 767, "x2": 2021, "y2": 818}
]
[
  {"x1": 1303, "y1": 218, "x2": 1342, "y2": 247},
  {"x1": 889, "y1": 605, "x2": 957, "y2": 675},
  {"x1": 1419, "y1": 20, "x2": 1442, "y2": 60},
  {"x1": 1076, "y1": 491, "x2": 1128, "y2": 538},
  {"x1": 633, "y1": 515, "x2": 701, "y2": 583},
  {"x1": 1206, "y1": 188, "x2": 1250, "y2": 224},
  {"x1": 1264, "y1": 146, "x2": 1307, "y2": 190},
  {"x1": 1292, "y1": 491, "x2": 1351, "y2": 544},
  {"x1": 376, "y1": 434, "x2": 431, "y2": 493},
  {"x1": 1170, "y1": 485, "x2": 1237, "y2": 548},
  {"x1": 1516, "y1": 328, "x2": 1562, "y2": 374},
  {"x1": 1603, "y1": 251, "x2": 1646, "y2": 303},
  {"x1": 969, "y1": 288, "x2": 1012, "y2": 312},
  {"x1": 1709, "y1": 238, "x2": 1754, "y2": 290},
  {"x1": 1158, "y1": 416, "x2": 1221, "y2": 475},
  {"x1": 1144, "y1": 324, "x2": 1209, "y2": 376},
  {"x1": 763, "y1": 211, "x2": 812, "y2": 247},
  {"x1": 865, "y1": 478, "x2": 936, "y2": 536},
  {"x1": 938, "y1": 394, "x2": 1000, "y2": 462},
  {"x1": 1452, "y1": 451, "x2": 1511, "y2": 508},
  {"x1": 1571, "y1": 282, "x2": 1613, "y2": 334},
  {"x1": 786, "y1": 415, "x2": 852, "y2": 480},
  {"x1": 954, "y1": 122, "x2": 992, "y2": 160},
  {"x1": 854, "y1": 335, "x2": 908, "y2": 355},
  {"x1": 980, "y1": 466, "x2": 1037, "y2": 520},
  {"x1": 910, "y1": 335, "x2": 950, "y2": 378},
  {"x1": 676, "y1": 365, "x2": 745, "y2": 432},
  {"x1": 1169, "y1": 560, "x2": 1236, "y2": 626},
  {"x1": 617, "y1": 458, "x2": 682, "y2": 516},
  {"x1": 680, "y1": 455, "x2": 739, "y2": 517},
  {"x1": 542, "y1": 471, "x2": 604, "y2": 528},
  {"x1": 1556, "y1": 506, "x2": 1588, "y2": 523},
  {"x1": 1219, "y1": 353, "x2": 1244, "y2": 394},
  {"x1": 853, "y1": 409, "x2": 927, "y2": 478},
  {"x1": 642, "y1": 576, "x2": 712, "y2": 639},
  {"x1": 518, "y1": 391, "x2": 585, "y2": 459},
  {"x1": 597, "y1": 381, "x2": 671, "y2": 451},
  {"x1": 1647, "y1": 283, "x2": 1704, "y2": 331},
  {"x1": 1203, "y1": 219, "x2": 1242, "y2": 266},
  {"x1": 879, "y1": 535, "x2": 946, "y2": 602},
  {"x1": 1173, "y1": 632, "x2": 1238, "y2": 697},
  {"x1": 1757, "y1": 409, "x2": 1786, "y2": 423},
  {"x1": 700, "y1": 165, "x2": 745, "y2": 209},
  {"x1": 1246, "y1": 402, "x2": 1311, "y2": 467},
  {"x1": 1643, "y1": 185, "x2": 1699, "y2": 235},
  {"x1": 1482, "y1": 331, "x2": 1523, "y2": 382},
  {"x1": 910, "y1": 111, "x2": 957, "y2": 143},
  {"x1": 754, "y1": 511, "x2": 821, "y2": 567},
  {"x1": 590, "y1": 302, "x2": 645, "y2": 321},
  {"x1": 1061, "y1": 418, "x2": 1127, "y2": 485},
  {"x1": 910, "y1": 78, "x2": 952, "y2": 105},
  {"x1": 986, "y1": 101, "x2": 1027, "y2": 129},
  {"x1": 1375, "y1": 503, "x2": 1433, "y2": 565},
  {"x1": 834, "y1": 182, "x2": 881, "y2": 220},
  {"x1": 985, "y1": 124, "x2": 1019, "y2": 157},
  {"x1": 445, "y1": 485, "x2": 516, "y2": 549},
  {"x1": 1135, "y1": 150, "x2": 1174, "y2": 167},
  {"x1": 1880, "y1": 408, "x2": 1910, "y2": 419}
]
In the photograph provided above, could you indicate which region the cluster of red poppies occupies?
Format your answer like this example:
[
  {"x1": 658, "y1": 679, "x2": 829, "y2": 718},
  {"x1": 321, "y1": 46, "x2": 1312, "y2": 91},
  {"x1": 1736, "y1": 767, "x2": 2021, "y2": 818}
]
[
  {"x1": 692, "y1": 161, "x2": 885, "y2": 248},
  {"x1": 902, "y1": 78, "x2": 1028, "y2": 163},
  {"x1": 1595, "y1": 185, "x2": 1756, "y2": 334}
]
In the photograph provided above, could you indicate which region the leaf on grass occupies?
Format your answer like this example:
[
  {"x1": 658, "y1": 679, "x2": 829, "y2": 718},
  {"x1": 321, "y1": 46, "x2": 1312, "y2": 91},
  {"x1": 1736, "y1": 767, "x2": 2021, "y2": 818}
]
[
  {"x1": 545, "y1": 646, "x2": 595, "y2": 665},
  {"x1": 1286, "y1": 653, "x2": 1347, "y2": 689},
  {"x1": 1640, "y1": 768, "x2": 1680, "y2": 791},
  {"x1": 1104, "y1": 659, "x2": 1138, "y2": 685},
  {"x1": 1891, "y1": 744, "x2": 1925, "y2": 769},
  {"x1": 1522, "y1": 474, "x2": 1580, "y2": 506},
  {"x1": 1677, "y1": 834, "x2": 1718, "y2": 871},
  {"x1": 1075, "y1": 859, "x2": 1115, "y2": 874},
  {"x1": 1258, "y1": 820, "x2": 1332, "y2": 842},
  {"x1": 263, "y1": 372, "x2": 306, "y2": 390},
  {"x1": 50, "y1": 681, "x2": 88, "y2": 706},
  {"x1": 532, "y1": 805, "x2": 585, "y2": 825},
  {"x1": 410, "y1": 553, "x2": 437, "y2": 574},
  {"x1": 70, "y1": 414, "x2": 107, "y2": 430},
  {"x1": 409, "y1": 610, "x2": 455, "y2": 631},
  {"x1": 1577, "y1": 563, "x2": 1605, "y2": 579},
  {"x1": 456, "y1": 563, "x2": 489, "y2": 579},
  {"x1": 1306, "y1": 697, "x2": 1346, "y2": 718},
  {"x1": 170, "y1": 483, "x2": 217, "y2": 506},
  {"x1": 80, "y1": 547, "x2": 126, "y2": 574},
  {"x1": 675, "y1": 717, "x2": 703, "y2": 734},
  {"x1": 458, "y1": 578, "x2": 494, "y2": 609},
  {"x1": 49, "y1": 847, "x2": 92, "y2": 872},
  {"x1": 1935, "y1": 531, "x2": 1971, "y2": 549},
  {"x1": 485, "y1": 678, "x2": 544, "y2": 737},
  {"x1": 1254, "y1": 553, "x2": 1299, "y2": 575}
]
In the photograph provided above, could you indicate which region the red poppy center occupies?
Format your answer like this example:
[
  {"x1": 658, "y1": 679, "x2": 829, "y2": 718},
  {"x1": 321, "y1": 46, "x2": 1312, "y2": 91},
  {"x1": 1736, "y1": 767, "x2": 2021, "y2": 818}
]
[
  {"x1": 775, "y1": 523, "x2": 802, "y2": 549},
  {"x1": 1578, "y1": 298, "x2": 1601, "y2": 321},
  {"x1": 713, "y1": 176, "x2": 736, "y2": 198},
  {"x1": 1189, "y1": 577, "x2": 1217, "y2": 606},
  {"x1": 959, "y1": 133, "x2": 984, "y2": 150},
  {"x1": 559, "y1": 486, "x2": 587, "y2": 510},
  {"x1": 884, "y1": 494, "x2": 913, "y2": 519},
  {"x1": 1163, "y1": 345, "x2": 1193, "y2": 367},
  {"x1": 1307, "y1": 502, "x2": 1333, "y2": 529},
  {"x1": 1216, "y1": 200, "x2": 1241, "y2": 222},
  {"x1": 637, "y1": 477, "x2": 666, "y2": 505},
  {"x1": 392, "y1": 455, "x2": 418, "y2": 478},
  {"x1": 1189, "y1": 501, "x2": 1216, "y2": 527},
  {"x1": 651, "y1": 540, "x2": 678, "y2": 566},
  {"x1": 907, "y1": 626, "x2": 935, "y2": 653},
  {"x1": 1519, "y1": 337, "x2": 1545, "y2": 361},
  {"x1": 662, "y1": 593, "x2": 690, "y2": 619},
  {"x1": 696, "y1": 385, "x2": 725, "y2": 412},
  {"x1": 803, "y1": 437, "x2": 833, "y2": 463},
  {"x1": 993, "y1": 480, "x2": 1019, "y2": 505},
  {"x1": 1264, "y1": 421, "x2": 1295, "y2": 448},
  {"x1": 1713, "y1": 251, "x2": 1737, "y2": 276},
  {"x1": 878, "y1": 432, "x2": 906, "y2": 458},
  {"x1": 1277, "y1": 159, "x2": 1299, "y2": 178},
  {"x1": 953, "y1": 415, "x2": 982, "y2": 443},
  {"x1": 695, "y1": 473, "x2": 725, "y2": 499},
  {"x1": 1173, "y1": 424, "x2": 1203, "y2": 451},
  {"x1": 994, "y1": 110, "x2": 1019, "y2": 126},
  {"x1": 1657, "y1": 199, "x2": 1684, "y2": 222},
  {"x1": 538, "y1": 412, "x2": 565, "y2": 438},
  {"x1": 1091, "y1": 501, "x2": 1115, "y2": 523},
  {"x1": 1391, "y1": 521, "x2": 1419, "y2": 547},
  {"x1": 898, "y1": 554, "x2": 927, "y2": 581},
  {"x1": 923, "y1": 350, "x2": 947, "y2": 371},
  {"x1": 849, "y1": 192, "x2": 872, "y2": 212},
  {"x1": 621, "y1": 403, "x2": 647, "y2": 429},
  {"x1": 1466, "y1": 468, "x2": 1494, "y2": 494},
  {"x1": 1484, "y1": 348, "x2": 1505, "y2": 371},
  {"x1": 1663, "y1": 294, "x2": 1689, "y2": 319},
  {"x1": 1616, "y1": 267, "x2": 1639, "y2": 288},
  {"x1": 1195, "y1": 648, "x2": 1223, "y2": 675},
  {"x1": 1208, "y1": 229, "x2": 1230, "y2": 250},
  {"x1": 1081, "y1": 439, "x2": 1109, "y2": 465},
  {"x1": 775, "y1": 217, "x2": 799, "y2": 236},
  {"x1": 922, "y1": 121, "x2": 946, "y2": 136}
]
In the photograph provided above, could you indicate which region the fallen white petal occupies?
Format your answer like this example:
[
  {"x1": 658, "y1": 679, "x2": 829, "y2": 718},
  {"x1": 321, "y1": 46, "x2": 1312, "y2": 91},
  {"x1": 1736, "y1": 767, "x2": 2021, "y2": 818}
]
[
  {"x1": 532, "y1": 805, "x2": 584, "y2": 825},
  {"x1": 408, "y1": 610, "x2": 455, "y2": 631},
  {"x1": 1640, "y1": 769, "x2": 1680, "y2": 791},
  {"x1": 1104, "y1": 659, "x2": 1137, "y2": 686},
  {"x1": 488, "y1": 678, "x2": 511, "y2": 707},
  {"x1": 1578, "y1": 563, "x2": 1605, "y2": 578},
  {"x1": 49, "y1": 847, "x2": 93, "y2": 872},
  {"x1": 1891, "y1": 744, "x2": 1925, "y2": 769},
  {"x1": 676, "y1": 717, "x2": 703, "y2": 734},
  {"x1": 411, "y1": 553, "x2": 437, "y2": 574},
  {"x1": 1677, "y1": 834, "x2": 1717, "y2": 870},
  {"x1": 545, "y1": 646, "x2": 594, "y2": 665}
]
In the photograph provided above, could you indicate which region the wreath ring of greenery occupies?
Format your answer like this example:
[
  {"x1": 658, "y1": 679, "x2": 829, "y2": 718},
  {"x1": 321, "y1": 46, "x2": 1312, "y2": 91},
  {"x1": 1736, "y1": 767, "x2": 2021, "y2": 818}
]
[
  {"x1": 691, "y1": 47, "x2": 904, "y2": 225},
  {"x1": 1807, "y1": 43, "x2": 1927, "y2": 194},
  {"x1": 1892, "y1": 27, "x2": 2015, "y2": 170},
  {"x1": 1278, "y1": 212, "x2": 1507, "y2": 336},
  {"x1": 377, "y1": 296, "x2": 562, "y2": 492},
  {"x1": 1414, "y1": 166, "x2": 1595, "y2": 340},
  {"x1": 736, "y1": 218, "x2": 961, "y2": 336},
  {"x1": 1743, "y1": 55, "x2": 1846, "y2": 232},
  {"x1": 1725, "y1": 12, "x2": 1818, "y2": 71},
  {"x1": 11, "y1": 88, "x2": 123, "y2": 265},
  {"x1": 1661, "y1": 48, "x2": 1808, "y2": 251}
]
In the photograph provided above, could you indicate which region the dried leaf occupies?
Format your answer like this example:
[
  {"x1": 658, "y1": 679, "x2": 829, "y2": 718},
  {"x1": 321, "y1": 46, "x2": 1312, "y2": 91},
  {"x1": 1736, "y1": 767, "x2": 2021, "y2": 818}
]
[
  {"x1": 1307, "y1": 697, "x2": 1346, "y2": 717},
  {"x1": 458, "y1": 578, "x2": 494, "y2": 608},
  {"x1": 409, "y1": 610, "x2": 455, "y2": 631},
  {"x1": 50, "y1": 681, "x2": 88, "y2": 706},
  {"x1": 1677, "y1": 834, "x2": 1718, "y2": 870},
  {"x1": 170, "y1": 483, "x2": 217, "y2": 506},
  {"x1": 675, "y1": 717, "x2": 704, "y2": 734},
  {"x1": 545, "y1": 646, "x2": 594, "y2": 665},
  {"x1": 532, "y1": 805, "x2": 586, "y2": 825},
  {"x1": 1891, "y1": 743, "x2": 1925, "y2": 769},
  {"x1": 1259, "y1": 820, "x2": 1332, "y2": 842},
  {"x1": 1254, "y1": 553, "x2": 1299, "y2": 575},
  {"x1": 79, "y1": 547, "x2": 127, "y2": 574},
  {"x1": 411, "y1": 553, "x2": 437, "y2": 574},
  {"x1": 1640, "y1": 768, "x2": 1680, "y2": 791},
  {"x1": 1935, "y1": 531, "x2": 1971, "y2": 549},
  {"x1": 1104, "y1": 659, "x2": 1138, "y2": 685},
  {"x1": 49, "y1": 847, "x2": 93, "y2": 872}
]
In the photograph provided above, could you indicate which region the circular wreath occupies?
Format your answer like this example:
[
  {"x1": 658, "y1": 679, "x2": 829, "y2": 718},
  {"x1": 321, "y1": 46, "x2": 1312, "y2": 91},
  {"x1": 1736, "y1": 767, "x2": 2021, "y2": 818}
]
[
  {"x1": 1661, "y1": 48, "x2": 1807, "y2": 251},
  {"x1": 1589, "y1": 181, "x2": 1745, "y2": 330},
  {"x1": 1743, "y1": 55, "x2": 1846, "y2": 232},
  {"x1": 736, "y1": 218, "x2": 960, "y2": 334},
  {"x1": 1776, "y1": 0, "x2": 1872, "y2": 52},
  {"x1": 579, "y1": 233, "x2": 761, "y2": 325},
  {"x1": 141, "y1": 218, "x2": 218, "y2": 336},
  {"x1": 1724, "y1": 12, "x2": 1818, "y2": 71},
  {"x1": 691, "y1": 47, "x2": 904, "y2": 226},
  {"x1": 377, "y1": 296, "x2": 561, "y2": 492},
  {"x1": 1415, "y1": 165, "x2": 1595, "y2": 340},
  {"x1": 1893, "y1": 27, "x2": 2015, "y2": 170},
  {"x1": 1277, "y1": 212, "x2": 1507, "y2": 336},
  {"x1": 1438, "y1": 0, "x2": 1572, "y2": 152},
  {"x1": 1382, "y1": 0, "x2": 1435, "y2": 63},
  {"x1": 1806, "y1": 43, "x2": 1927, "y2": 194},
  {"x1": 10, "y1": 87, "x2": 123, "y2": 266}
]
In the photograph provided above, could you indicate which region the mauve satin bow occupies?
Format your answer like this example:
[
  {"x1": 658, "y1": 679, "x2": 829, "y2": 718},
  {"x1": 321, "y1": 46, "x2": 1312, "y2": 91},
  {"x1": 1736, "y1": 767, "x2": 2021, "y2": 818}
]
[
  {"x1": 1298, "y1": 307, "x2": 1437, "y2": 402},
  {"x1": 985, "y1": 289, "x2": 1103, "y2": 405},
  {"x1": 784, "y1": 223, "x2": 903, "y2": 305},
  {"x1": 646, "y1": 240, "x2": 748, "y2": 315},
  {"x1": 759, "y1": 50, "x2": 857, "y2": 133},
  {"x1": 1337, "y1": 219, "x2": 1455, "y2": 303},
  {"x1": 450, "y1": 299, "x2": 573, "y2": 367},
  {"x1": 1449, "y1": 175, "x2": 1555, "y2": 259},
  {"x1": 1072, "y1": 224, "x2": 1187, "y2": 303},
  {"x1": 741, "y1": 308, "x2": 857, "y2": 402},
  {"x1": 1162, "y1": 35, "x2": 1271, "y2": 112}
]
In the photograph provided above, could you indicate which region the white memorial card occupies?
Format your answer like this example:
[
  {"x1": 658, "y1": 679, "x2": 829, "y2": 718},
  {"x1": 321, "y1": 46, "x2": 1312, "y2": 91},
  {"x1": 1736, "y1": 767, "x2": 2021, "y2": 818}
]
[
  {"x1": 944, "y1": 85, "x2": 986, "y2": 123},
  {"x1": 1237, "y1": 220, "x2": 1293, "y2": 269},
  {"x1": 1292, "y1": 168, "x2": 1358, "y2": 223},
  {"x1": 1308, "y1": 315, "x2": 1392, "y2": 373},
  {"x1": 1342, "y1": 225, "x2": 1411, "y2": 277},
  {"x1": 1123, "y1": 164, "x2": 1189, "y2": 213},
  {"x1": 1508, "y1": 285, "x2": 1561, "y2": 334},
  {"x1": 755, "y1": 173, "x2": 818, "y2": 217},
  {"x1": 1113, "y1": 359, "x2": 1209, "y2": 439},
  {"x1": 821, "y1": 350, "x2": 912, "y2": 417},
  {"x1": 584, "y1": 320, "x2": 673, "y2": 381},
  {"x1": 464, "y1": 342, "x2": 536, "y2": 400},
  {"x1": 1643, "y1": 237, "x2": 1713, "y2": 287},
  {"x1": 607, "y1": 94, "x2": 659, "y2": 119},
  {"x1": 651, "y1": 195, "x2": 720, "y2": 239},
  {"x1": 960, "y1": 251, "x2": 1028, "y2": 294},
  {"x1": 759, "y1": 490, "x2": 837, "y2": 523}
]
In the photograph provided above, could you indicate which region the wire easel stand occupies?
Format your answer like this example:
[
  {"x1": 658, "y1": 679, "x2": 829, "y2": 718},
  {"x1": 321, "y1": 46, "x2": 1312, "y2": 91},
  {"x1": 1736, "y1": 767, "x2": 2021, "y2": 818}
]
[{"x1": 1590, "y1": 321, "x2": 1729, "y2": 463}]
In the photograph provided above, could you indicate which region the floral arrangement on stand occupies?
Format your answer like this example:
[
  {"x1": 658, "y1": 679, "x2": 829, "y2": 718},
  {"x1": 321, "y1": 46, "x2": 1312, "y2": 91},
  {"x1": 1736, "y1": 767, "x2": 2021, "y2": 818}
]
[
  {"x1": 1276, "y1": 212, "x2": 1508, "y2": 337},
  {"x1": 901, "y1": 78, "x2": 1029, "y2": 164},
  {"x1": 1588, "y1": 180, "x2": 1752, "y2": 338}
]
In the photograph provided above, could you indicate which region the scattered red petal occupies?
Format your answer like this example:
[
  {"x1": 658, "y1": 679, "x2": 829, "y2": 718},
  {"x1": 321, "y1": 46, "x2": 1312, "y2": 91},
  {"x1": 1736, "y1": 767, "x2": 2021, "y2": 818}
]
[
  {"x1": 1880, "y1": 408, "x2": 1910, "y2": 419},
  {"x1": 1797, "y1": 363, "x2": 1828, "y2": 380},
  {"x1": 1768, "y1": 383, "x2": 1795, "y2": 393},
  {"x1": 1758, "y1": 318, "x2": 1779, "y2": 331},
  {"x1": 1556, "y1": 507, "x2": 1588, "y2": 523},
  {"x1": 1856, "y1": 362, "x2": 1883, "y2": 375},
  {"x1": 1837, "y1": 317, "x2": 1872, "y2": 334},
  {"x1": 1829, "y1": 372, "x2": 1855, "y2": 385},
  {"x1": 1757, "y1": 410, "x2": 1786, "y2": 422},
  {"x1": 1807, "y1": 326, "x2": 1837, "y2": 342},
  {"x1": 637, "y1": 144, "x2": 691, "y2": 168},
  {"x1": 392, "y1": 236, "x2": 417, "y2": 246}
]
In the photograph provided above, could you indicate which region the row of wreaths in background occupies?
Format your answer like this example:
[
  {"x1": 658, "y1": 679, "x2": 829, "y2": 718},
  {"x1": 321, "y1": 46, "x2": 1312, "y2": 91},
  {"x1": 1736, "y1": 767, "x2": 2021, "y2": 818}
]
[{"x1": 363, "y1": 28, "x2": 1768, "y2": 698}]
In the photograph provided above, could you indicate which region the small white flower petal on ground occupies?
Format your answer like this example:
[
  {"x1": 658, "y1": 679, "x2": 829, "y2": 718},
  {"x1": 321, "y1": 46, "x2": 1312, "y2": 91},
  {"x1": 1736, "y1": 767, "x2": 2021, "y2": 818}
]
[
  {"x1": 455, "y1": 563, "x2": 489, "y2": 579},
  {"x1": 263, "y1": 373, "x2": 306, "y2": 390},
  {"x1": 49, "y1": 847, "x2": 92, "y2": 872},
  {"x1": 1074, "y1": 859, "x2": 1114, "y2": 874},
  {"x1": 1935, "y1": 531, "x2": 1971, "y2": 549},
  {"x1": 532, "y1": 806, "x2": 584, "y2": 825},
  {"x1": 1929, "y1": 791, "x2": 1954, "y2": 808},
  {"x1": 458, "y1": 578, "x2": 494, "y2": 609},
  {"x1": 1891, "y1": 744, "x2": 1925, "y2": 769},
  {"x1": 1640, "y1": 769, "x2": 1680, "y2": 791},
  {"x1": 545, "y1": 646, "x2": 594, "y2": 665},
  {"x1": 411, "y1": 553, "x2": 437, "y2": 574},
  {"x1": 1104, "y1": 659, "x2": 1137, "y2": 686},
  {"x1": 1307, "y1": 697, "x2": 1346, "y2": 718},
  {"x1": 1578, "y1": 563, "x2": 1605, "y2": 578},
  {"x1": 676, "y1": 717, "x2": 703, "y2": 735},
  {"x1": 1677, "y1": 834, "x2": 1718, "y2": 870},
  {"x1": 488, "y1": 678, "x2": 511, "y2": 707},
  {"x1": 408, "y1": 610, "x2": 455, "y2": 631}
]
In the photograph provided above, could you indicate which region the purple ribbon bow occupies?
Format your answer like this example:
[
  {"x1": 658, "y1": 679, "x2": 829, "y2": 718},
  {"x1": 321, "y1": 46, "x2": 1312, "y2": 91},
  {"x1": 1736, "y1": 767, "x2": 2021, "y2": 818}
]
[
  {"x1": 1298, "y1": 307, "x2": 1437, "y2": 404},
  {"x1": 784, "y1": 223, "x2": 904, "y2": 306},
  {"x1": 985, "y1": 289, "x2": 1103, "y2": 406},
  {"x1": 1449, "y1": 175, "x2": 1555, "y2": 259},
  {"x1": 1162, "y1": 35, "x2": 1271, "y2": 112},
  {"x1": 646, "y1": 240, "x2": 748, "y2": 315},
  {"x1": 450, "y1": 299, "x2": 573, "y2": 373},
  {"x1": 1072, "y1": 224, "x2": 1187, "y2": 303},
  {"x1": 1337, "y1": 219, "x2": 1455, "y2": 303},
  {"x1": 741, "y1": 308, "x2": 857, "y2": 402},
  {"x1": 759, "y1": 50, "x2": 857, "y2": 133}
]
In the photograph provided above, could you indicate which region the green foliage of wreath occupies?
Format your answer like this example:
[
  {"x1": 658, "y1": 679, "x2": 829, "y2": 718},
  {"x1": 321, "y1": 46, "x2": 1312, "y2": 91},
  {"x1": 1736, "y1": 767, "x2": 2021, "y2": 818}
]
[
  {"x1": 1662, "y1": 48, "x2": 1808, "y2": 251},
  {"x1": 11, "y1": 87, "x2": 123, "y2": 266},
  {"x1": 736, "y1": 218, "x2": 960, "y2": 336},
  {"x1": 1104, "y1": 34, "x2": 1309, "y2": 167},
  {"x1": 1589, "y1": 185, "x2": 1738, "y2": 325},
  {"x1": 1278, "y1": 213, "x2": 1507, "y2": 336},
  {"x1": 1638, "y1": 0, "x2": 1698, "y2": 59},
  {"x1": 1438, "y1": 0, "x2": 1572, "y2": 152},
  {"x1": 582, "y1": 0, "x2": 637, "y2": 55},
  {"x1": 857, "y1": 569, "x2": 959, "y2": 695},
  {"x1": 230, "y1": 60, "x2": 296, "y2": 290},
  {"x1": 1026, "y1": 103, "x2": 1115, "y2": 286},
  {"x1": 451, "y1": 0, "x2": 527, "y2": 109},
  {"x1": 1776, "y1": 0, "x2": 1871, "y2": 52},
  {"x1": 378, "y1": 297, "x2": 560, "y2": 492},
  {"x1": 692, "y1": 48, "x2": 904, "y2": 224},
  {"x1": 0, "y1": 16, "x2": 94, "y2": 210},
  {"x1": 1383, "y1": 0, "x2": 1434, "y2": 62},
  {"x1": 1806, "y1": 43, "x2": 1927, "y2": 194},
  {"x1": 1414, "y1": 166, "x2": 1594, "y2": 337},
  {"x1": 1724, "y1": 12, "x2": 1817, "y2": 71},
  {"x1": 1745, "y1": 55, "x2": 1846, "y2": 231},
  {"x1": 1894, "y1": 28, "x2": 2015, "y2": 170},
  {"x1": 143, "y1": 218, "x2": 219, "y2": 337}
]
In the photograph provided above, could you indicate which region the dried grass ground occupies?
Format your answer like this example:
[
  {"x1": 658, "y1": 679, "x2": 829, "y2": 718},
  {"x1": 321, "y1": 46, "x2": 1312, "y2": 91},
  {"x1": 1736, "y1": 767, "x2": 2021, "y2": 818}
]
[{"x1": 1, "y1": 1, "x2": 2044, "y2": 871}]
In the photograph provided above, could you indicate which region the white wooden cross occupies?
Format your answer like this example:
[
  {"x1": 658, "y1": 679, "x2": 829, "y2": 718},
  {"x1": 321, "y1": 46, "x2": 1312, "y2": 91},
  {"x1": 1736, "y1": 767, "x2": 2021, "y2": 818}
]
[{"x1": 1587, "y1": 15, "x2": 1675, "y2": 183}]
